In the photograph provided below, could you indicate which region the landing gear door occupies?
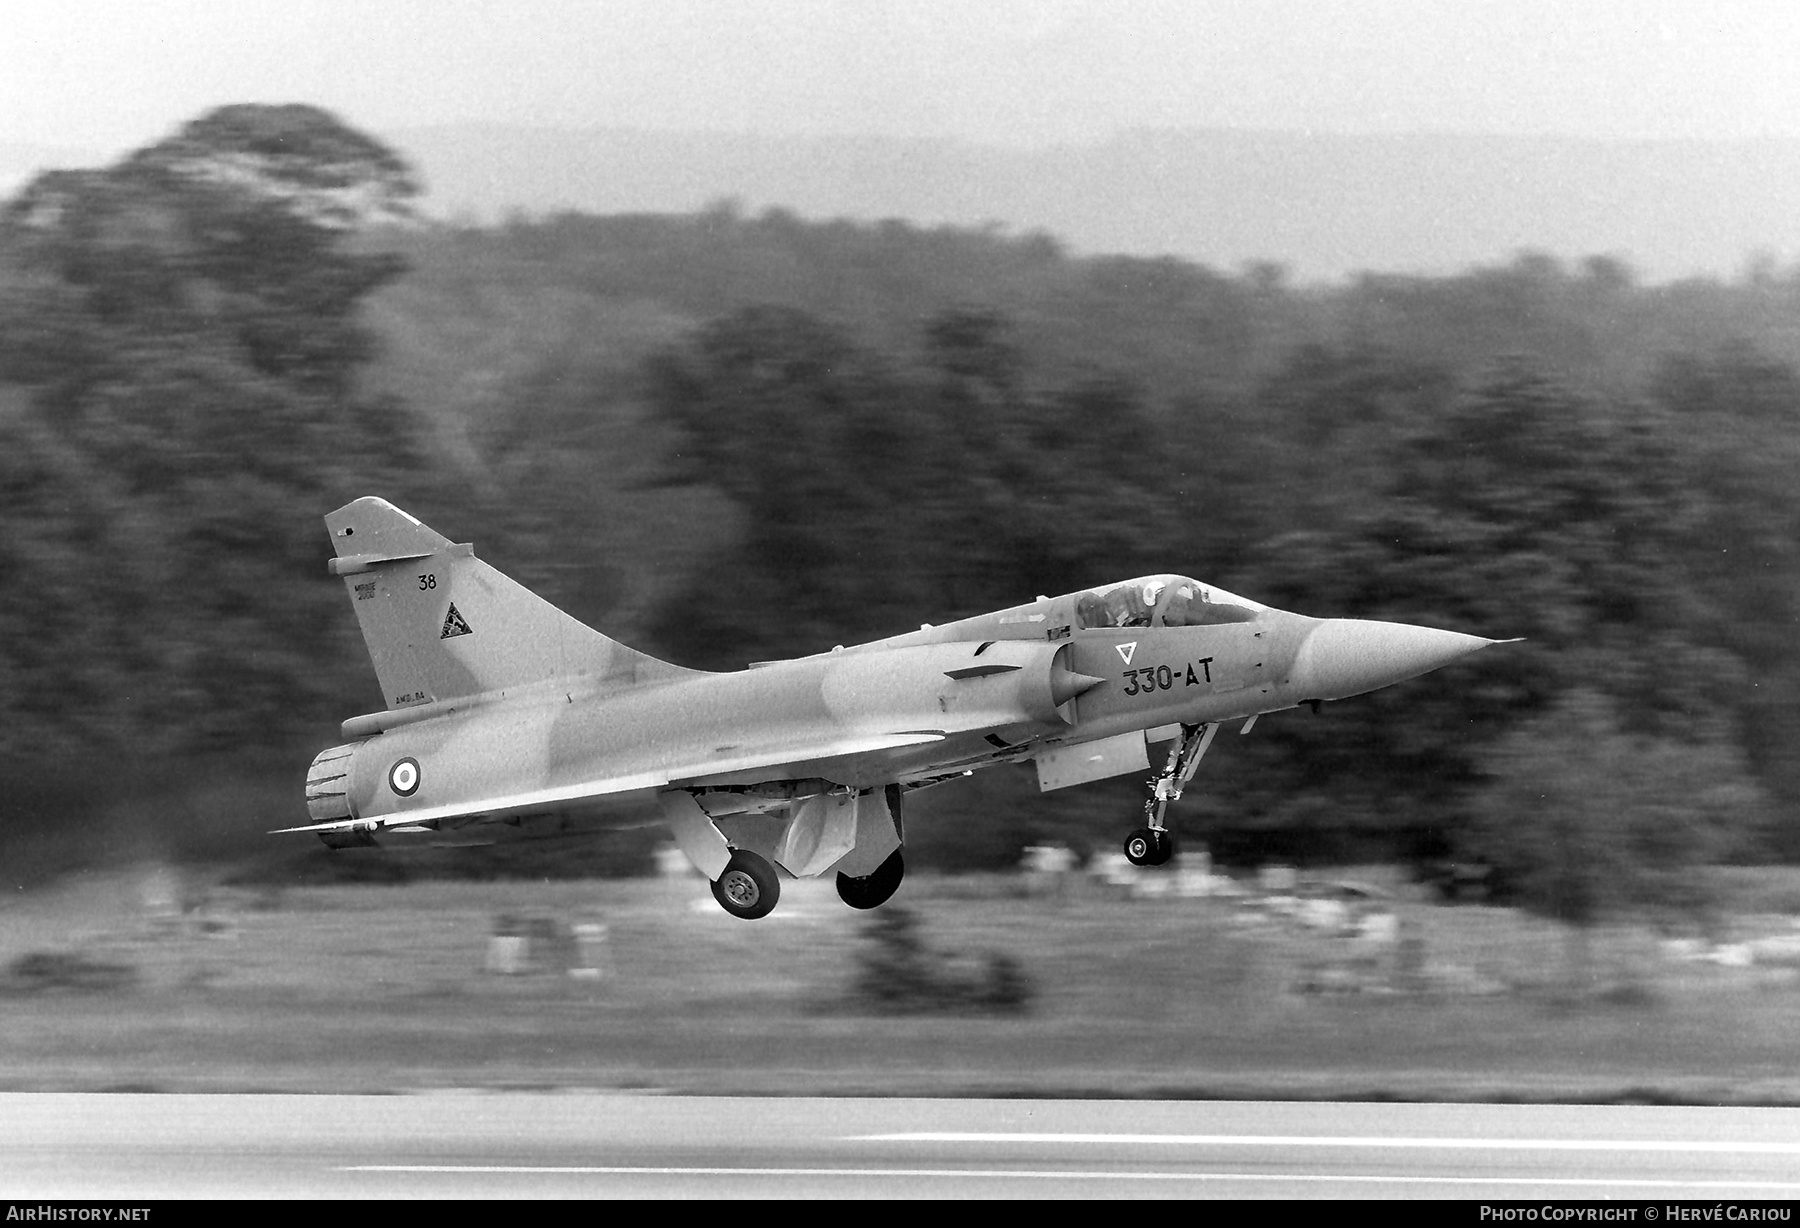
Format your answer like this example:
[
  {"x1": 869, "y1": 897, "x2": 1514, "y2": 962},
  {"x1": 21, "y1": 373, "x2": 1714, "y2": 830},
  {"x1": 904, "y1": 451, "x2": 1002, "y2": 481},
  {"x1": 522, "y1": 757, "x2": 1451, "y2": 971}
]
[
  {"x1": 826, "y1": 786, "x2": 904, "y2": 878},
  {"x1": 1034, "y1": 731, "x2": 1151, "y2": 792}
]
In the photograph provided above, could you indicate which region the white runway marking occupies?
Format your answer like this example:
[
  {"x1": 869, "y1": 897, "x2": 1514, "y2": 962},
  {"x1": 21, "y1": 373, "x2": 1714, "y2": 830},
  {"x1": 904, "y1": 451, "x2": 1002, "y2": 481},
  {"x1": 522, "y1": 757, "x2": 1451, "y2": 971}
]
[
  {"x1": 344, "y1": 1165, "x2": 1800, "y2": 1191},
  {"x1": 860, "y1": 1132, "x2": 1800, "y2": 1154}
]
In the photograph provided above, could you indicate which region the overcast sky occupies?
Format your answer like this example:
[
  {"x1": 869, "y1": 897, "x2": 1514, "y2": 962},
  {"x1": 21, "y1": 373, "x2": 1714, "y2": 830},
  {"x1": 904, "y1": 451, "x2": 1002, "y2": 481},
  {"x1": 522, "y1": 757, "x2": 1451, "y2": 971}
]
[{"x1": 6, "y1": 0, "x2": 1800, "y2": 155}]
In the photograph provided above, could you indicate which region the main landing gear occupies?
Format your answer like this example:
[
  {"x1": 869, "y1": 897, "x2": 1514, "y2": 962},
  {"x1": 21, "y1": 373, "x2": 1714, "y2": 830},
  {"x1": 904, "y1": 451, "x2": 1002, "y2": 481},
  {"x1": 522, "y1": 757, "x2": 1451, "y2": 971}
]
[
  {"x1": 836, "y1": 849, "x2": 905, "y2": 910},
  {"x1": 711, "y1": 849, "x2": 781, "y2": 920},
  {"x1": 1123, "y1": 722, "x2": 1219, "y2": 867}
]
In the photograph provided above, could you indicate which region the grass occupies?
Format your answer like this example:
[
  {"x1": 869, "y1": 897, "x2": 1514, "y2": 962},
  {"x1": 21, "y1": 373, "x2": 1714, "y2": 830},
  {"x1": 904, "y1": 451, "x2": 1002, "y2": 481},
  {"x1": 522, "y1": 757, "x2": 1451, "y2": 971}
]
[{"x1": 2, "y1": 865, "x2": 1799, "y2": 1101}]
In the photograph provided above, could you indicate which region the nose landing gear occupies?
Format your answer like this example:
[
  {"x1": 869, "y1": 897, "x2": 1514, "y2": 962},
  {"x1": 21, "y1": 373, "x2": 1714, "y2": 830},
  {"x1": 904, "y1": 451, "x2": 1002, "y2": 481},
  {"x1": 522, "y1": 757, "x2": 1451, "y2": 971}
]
[{"x1": 1122, "y1": 722, "x2": 1218, "y2": 867}]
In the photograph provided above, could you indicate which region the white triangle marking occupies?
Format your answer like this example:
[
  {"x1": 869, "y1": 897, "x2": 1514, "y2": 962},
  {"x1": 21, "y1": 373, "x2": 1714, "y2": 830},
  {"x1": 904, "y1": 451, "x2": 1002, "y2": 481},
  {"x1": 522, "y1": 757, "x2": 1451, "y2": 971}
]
[{"x1": 1115, "y1": 642, "x2": 1137, "y2": 665}]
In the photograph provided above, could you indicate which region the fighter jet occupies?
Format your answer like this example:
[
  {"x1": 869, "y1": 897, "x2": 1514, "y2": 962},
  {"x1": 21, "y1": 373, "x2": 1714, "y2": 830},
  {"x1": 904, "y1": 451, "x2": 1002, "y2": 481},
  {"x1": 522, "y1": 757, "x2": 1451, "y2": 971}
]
[{"x1": 284, "y1": 497, "x2": 1512, "y2": 920}]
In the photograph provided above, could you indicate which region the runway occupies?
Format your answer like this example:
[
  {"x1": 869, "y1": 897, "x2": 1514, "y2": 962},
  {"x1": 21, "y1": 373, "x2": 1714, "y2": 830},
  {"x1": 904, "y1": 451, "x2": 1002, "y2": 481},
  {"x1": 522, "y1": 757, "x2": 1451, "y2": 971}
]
[{"x1": 6, "y1": 1094, "x2": 1800, "y2": 1199}]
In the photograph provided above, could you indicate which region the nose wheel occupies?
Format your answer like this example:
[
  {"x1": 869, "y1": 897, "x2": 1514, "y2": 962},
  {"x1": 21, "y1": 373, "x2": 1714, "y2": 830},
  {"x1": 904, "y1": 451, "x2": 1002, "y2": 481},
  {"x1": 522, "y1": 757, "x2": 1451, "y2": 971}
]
[{"x1": 1124, "y1": 827, "x2": 1174, "y2": 866}]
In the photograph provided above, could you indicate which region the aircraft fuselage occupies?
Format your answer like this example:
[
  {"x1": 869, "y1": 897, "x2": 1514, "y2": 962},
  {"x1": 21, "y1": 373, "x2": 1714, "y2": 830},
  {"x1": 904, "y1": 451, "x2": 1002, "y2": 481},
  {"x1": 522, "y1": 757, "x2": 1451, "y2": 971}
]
[{"x1": 292, "y1": 498, "x2": 1511, "y2": 918}]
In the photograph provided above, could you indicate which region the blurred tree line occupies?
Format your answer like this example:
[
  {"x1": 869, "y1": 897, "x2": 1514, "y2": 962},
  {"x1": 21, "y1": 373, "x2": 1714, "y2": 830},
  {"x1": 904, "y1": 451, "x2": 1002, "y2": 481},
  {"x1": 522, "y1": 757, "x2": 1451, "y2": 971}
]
[
  {"x1": 0, "y1": 106, "x2": 442, "y2": 870},
  {"x1": 3, "y1": 107, "x2": 1797, "y2": 919}
]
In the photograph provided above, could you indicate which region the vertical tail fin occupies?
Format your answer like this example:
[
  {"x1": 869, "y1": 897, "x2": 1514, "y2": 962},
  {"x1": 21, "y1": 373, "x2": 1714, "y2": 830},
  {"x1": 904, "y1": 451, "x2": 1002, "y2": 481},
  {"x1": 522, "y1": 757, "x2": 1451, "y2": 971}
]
[{"x1": 325, "y1": 497, "x2": 702, "y2": 709}]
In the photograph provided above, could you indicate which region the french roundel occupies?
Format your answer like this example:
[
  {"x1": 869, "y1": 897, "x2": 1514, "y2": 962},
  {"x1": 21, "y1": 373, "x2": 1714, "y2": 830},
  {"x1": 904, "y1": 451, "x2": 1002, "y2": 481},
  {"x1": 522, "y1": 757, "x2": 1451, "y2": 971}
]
[{"x1": 388, "y1": 757, "x2": 421, "y2": 797}]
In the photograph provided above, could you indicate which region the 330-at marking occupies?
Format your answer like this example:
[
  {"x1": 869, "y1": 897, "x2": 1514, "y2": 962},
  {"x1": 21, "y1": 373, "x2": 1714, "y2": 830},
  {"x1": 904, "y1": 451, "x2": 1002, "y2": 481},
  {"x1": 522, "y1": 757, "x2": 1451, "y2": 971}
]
[{"x1": 1121, "y1": 657, "x2": 1213, "y2": 696}]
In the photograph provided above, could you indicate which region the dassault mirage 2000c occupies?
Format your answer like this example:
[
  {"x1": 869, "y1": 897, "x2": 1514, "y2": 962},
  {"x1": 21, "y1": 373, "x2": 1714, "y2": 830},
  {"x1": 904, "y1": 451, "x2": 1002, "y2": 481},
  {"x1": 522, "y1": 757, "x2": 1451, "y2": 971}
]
[{"x1": 284, "y1": 497, "x2": 1512, "y2": 920}]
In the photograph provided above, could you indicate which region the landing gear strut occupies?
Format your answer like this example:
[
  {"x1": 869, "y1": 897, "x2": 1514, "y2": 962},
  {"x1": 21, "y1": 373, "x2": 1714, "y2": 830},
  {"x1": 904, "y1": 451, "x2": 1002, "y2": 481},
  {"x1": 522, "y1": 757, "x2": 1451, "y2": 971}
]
[{"x1": 1123, "y1": 722, "x2": 1218, "y2": 867}]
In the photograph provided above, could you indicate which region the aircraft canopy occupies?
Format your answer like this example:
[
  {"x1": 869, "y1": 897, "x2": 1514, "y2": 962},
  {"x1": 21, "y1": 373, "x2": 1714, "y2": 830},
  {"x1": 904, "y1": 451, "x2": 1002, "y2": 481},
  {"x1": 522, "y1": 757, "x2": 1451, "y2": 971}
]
[{"x1": 1075, "y1": 575, "x2": 1265, "y2": 630}]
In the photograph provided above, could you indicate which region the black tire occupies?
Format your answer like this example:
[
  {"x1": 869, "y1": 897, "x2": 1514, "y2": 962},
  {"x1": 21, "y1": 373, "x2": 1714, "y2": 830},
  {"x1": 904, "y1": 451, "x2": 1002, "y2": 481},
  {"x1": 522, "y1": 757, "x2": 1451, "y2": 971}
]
[
  {"x1": 1148, "y1": 829, "x2": 1176, "y2": 866},
  {"x1": 711, "y1": 849, "x2": 781, "y2": 920},
  {"x1": 836, "y1": 849, "x2": 905, "y2": 910},
  {"x1": 1124, "y1": 828, "x2": 1156, "y2": 866}
]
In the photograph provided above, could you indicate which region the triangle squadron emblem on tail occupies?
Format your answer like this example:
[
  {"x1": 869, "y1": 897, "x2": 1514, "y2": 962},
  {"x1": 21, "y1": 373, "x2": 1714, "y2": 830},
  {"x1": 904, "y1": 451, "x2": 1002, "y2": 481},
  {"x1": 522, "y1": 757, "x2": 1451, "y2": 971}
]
[{"x1": 440, "y1": 603, "x2": 472, "y2": 639}]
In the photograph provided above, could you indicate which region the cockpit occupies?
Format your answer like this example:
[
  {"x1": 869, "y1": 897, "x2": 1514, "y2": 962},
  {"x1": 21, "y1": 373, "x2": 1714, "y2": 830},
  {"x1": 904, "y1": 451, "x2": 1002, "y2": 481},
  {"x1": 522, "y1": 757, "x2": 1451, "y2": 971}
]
[{"x1": 1074, "y1": 575, "x2": 1265, "y2": 630}]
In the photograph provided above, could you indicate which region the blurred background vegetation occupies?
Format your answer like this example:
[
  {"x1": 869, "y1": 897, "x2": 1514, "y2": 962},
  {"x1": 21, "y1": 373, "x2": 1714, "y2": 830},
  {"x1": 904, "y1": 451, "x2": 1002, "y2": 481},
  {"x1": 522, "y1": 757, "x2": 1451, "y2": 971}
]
[{"x1": 2, "y1": 105, "x2": 1796, "y2": 932}]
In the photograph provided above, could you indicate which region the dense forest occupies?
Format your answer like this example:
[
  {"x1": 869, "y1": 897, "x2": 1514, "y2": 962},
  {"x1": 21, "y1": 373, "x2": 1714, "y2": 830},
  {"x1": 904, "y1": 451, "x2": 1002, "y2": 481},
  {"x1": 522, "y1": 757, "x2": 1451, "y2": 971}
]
[{"x1": 3, "y1": 107, "x2": 1797, "y2": 922}]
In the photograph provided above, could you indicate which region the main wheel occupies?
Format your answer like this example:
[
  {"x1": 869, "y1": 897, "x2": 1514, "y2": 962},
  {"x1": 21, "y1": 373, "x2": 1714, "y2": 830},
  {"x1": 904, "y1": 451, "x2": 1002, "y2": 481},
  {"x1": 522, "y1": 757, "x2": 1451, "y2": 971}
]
[
  {"x1": 711, "y1": 849, "x2": 781, "y2": 920},
  {"x1": 836, "y1": 849, "x2": 905, "y2": 910},
  {"x1": 1147, "y1": 829, "x2": 1176, "y2": 866}
]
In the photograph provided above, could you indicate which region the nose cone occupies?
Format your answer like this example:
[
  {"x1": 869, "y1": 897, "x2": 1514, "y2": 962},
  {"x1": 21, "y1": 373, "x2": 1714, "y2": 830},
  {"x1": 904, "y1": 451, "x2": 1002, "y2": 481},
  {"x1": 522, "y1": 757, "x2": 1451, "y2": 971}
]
[{"x1": 1286, "y1": 618, "x2": 1505, "y2": 701}]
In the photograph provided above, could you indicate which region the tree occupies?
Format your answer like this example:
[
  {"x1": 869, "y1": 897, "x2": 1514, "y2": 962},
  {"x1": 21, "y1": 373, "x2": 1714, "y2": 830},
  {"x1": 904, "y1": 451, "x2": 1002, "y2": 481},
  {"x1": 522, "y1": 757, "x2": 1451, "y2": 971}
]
[
  {"x1": 1649, "y1": 346, "x2": 1800, "y2": 848},
  {"x1": 0, "y1": 105, "x2": 432, "y2": 773},
  {"x1": 1194, "y1": 356, "x2": 1761, "y2": 864},
  {"x1": 123, "y1": 103, "x2": 419, "y2": 231},
  {"x1": 1466, "y1": 691, "x2": 1762, "y2": 987},
  {"x1": 645, "y1": 305, "x2": 1187, "y2": 671},
  {"x1": 5, "y1": 104, "x2": 418, "y2": 395}
]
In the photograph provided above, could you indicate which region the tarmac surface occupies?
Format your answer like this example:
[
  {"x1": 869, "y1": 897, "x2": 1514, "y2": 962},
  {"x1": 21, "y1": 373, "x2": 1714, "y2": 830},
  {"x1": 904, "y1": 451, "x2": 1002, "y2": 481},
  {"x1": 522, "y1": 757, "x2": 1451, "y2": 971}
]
[{"x1": 6, "y1": 1093, "x2": 1800, "y2": 1199}]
